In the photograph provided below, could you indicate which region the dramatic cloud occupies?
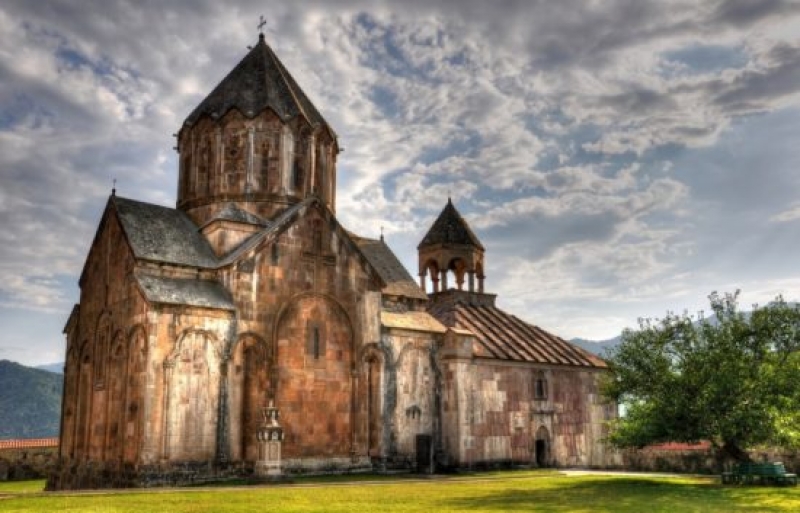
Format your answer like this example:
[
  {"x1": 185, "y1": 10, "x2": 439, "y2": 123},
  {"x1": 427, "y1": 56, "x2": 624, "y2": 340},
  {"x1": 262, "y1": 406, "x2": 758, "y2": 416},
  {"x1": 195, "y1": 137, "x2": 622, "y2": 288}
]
[{"x1": 1, "y1": 0, "x2": 800, "y2": 364}]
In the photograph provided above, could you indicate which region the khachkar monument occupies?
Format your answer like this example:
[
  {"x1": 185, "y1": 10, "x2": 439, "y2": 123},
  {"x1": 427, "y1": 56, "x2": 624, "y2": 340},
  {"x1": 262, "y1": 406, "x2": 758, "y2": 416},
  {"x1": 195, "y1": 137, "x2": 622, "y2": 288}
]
[
  {"x1": 51, "y1": 21, "x2": 614, "y2": 490},
  {"x1": 255, "y1": 402, "x2": 284, "y2": 478}
]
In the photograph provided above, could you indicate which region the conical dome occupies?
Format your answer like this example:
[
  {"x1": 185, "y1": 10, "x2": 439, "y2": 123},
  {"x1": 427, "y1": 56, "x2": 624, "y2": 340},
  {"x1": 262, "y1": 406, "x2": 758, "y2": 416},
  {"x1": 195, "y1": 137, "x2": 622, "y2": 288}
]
[
  {"x1": 176, "y1": 34, "x2": 339, "y2": 226},
  {"x1": 418, "y1": 199, "x2": 486, "y2": 294},
  {"x1": 182, "y1": 34, "x2": 332, "y2": 131},
  {"x1": 418, "y1": 198, "x2": 484, "y2": 250}
]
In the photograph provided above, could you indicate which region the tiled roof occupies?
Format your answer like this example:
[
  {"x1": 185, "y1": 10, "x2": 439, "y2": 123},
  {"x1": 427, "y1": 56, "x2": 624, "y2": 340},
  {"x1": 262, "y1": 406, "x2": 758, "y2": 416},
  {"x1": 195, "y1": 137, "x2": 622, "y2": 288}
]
[
  {"x1": 0, "y1": 438, "x2": 58, "y2": 450},
  {"x1": 183, "y1": 34, "x2": 330, "y2": 131},
  {"x1": 428, "y1": 302, "x2": 606, "y2": 368},
  {"x1": 418, "y1": 199, "x2": 484, "y2": 250},
  {"x1": 382, "y1": 310, "x2": 446, "y2": 333},
  {"x1": 135, "y1": 273, "x2": 235, "y2": 310},
  {"x1": 352, "y1": 236, "x2": 428, "y2": 300},
  {"x1": 114, "y1": 196, "x2": 218, "y2": 268},
  {"x1": 645, "y1": 441, "x2": 712, "y2": 452}
]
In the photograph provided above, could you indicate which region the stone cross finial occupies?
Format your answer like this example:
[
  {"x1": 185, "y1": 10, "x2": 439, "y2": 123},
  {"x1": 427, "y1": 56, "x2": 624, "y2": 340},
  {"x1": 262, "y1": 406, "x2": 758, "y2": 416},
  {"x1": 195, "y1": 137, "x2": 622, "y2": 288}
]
[{"x1": 258, "y1": 15, "x2": 266, "y2": 35}]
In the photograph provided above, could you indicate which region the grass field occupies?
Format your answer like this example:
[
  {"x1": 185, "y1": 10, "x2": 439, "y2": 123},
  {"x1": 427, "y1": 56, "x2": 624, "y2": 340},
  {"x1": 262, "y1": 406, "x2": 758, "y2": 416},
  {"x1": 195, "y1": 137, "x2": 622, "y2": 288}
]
[{"x1": 1, "y1": 471, "x2": 799, "y2": 512}]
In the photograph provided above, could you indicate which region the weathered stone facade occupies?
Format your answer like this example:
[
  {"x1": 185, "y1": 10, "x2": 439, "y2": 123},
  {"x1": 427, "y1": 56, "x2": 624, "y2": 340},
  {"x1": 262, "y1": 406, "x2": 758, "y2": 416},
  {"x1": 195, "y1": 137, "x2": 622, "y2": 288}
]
[{"x1": 51, "y1": 34, "x2": 615, "y2": 490}]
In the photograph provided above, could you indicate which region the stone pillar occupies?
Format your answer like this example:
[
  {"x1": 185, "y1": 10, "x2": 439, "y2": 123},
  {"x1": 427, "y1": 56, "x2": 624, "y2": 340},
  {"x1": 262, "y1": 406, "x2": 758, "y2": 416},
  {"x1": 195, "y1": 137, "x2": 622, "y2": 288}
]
[
  {"x1": 440, "y1": 270, "x2": 448, "y2": 291},
  {"x1": 468, "y1": 271, "x2": 475, "y2": 292},
  {"x1": 419, "y1": 274, "x2": 426, "y2": 292},
  {"x1": 255, "y1": 401, "x2": 284, "y2": 478}
]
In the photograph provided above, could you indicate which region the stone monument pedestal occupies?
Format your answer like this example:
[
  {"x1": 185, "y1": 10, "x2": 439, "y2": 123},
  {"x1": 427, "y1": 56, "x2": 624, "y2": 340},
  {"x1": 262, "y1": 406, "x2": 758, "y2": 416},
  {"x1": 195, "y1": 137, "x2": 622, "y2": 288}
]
[{"x1": 255, "y1": 401, "x2": 284, "y2": 479}]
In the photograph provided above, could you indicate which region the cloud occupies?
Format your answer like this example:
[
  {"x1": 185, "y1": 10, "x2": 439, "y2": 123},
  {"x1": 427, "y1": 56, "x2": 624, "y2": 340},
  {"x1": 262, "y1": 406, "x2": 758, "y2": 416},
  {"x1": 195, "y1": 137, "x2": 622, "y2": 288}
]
[
  {"x1": 1, "y1": 0, "x2": 800, "y2": 363},
  {"x1": 771, "y1": 204, "x2": 800, "y2": 223}
]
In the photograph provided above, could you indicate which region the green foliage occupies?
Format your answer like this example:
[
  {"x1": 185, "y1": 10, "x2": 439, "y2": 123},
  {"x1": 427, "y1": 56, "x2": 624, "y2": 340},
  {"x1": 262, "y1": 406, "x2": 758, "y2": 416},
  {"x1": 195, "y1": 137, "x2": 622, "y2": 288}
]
[
  {"x1": 603, "y1": 292, "x2": 800, "y2": 458},
  {"x1": 0, "y1": 360, "x2": 63, "y2": 439}
]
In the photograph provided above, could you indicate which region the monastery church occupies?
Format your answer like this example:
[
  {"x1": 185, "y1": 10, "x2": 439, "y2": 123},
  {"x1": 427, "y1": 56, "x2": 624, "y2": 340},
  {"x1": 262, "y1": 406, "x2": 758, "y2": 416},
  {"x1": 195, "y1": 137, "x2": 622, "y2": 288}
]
[{"x1": 52, "y1": 33, "x2": 615, "y2": 489}]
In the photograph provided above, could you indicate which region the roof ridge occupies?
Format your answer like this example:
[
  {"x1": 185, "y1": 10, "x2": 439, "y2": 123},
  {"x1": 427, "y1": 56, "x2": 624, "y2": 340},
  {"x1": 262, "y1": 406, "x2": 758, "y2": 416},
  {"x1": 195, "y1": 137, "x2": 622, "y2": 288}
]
[
  {"x1": 263, "y1": 43, "x2": 312, "y2": 125},
  {"x1": 218, "y1": 196, "x2": 315, "y2": 266}
]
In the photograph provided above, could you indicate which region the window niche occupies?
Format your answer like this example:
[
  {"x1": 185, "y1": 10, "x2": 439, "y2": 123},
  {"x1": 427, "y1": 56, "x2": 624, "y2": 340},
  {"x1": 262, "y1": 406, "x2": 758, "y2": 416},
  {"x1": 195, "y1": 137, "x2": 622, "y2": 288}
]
[
  {"x1": 533, "y1": 372, "x2": 548, "y2": 400},
  {"x1": 271, "y1": 243, "x2": 279, "y2": 265},
  {"x1": 305, "y1": 322, "x2": 326, "y2": 367}
]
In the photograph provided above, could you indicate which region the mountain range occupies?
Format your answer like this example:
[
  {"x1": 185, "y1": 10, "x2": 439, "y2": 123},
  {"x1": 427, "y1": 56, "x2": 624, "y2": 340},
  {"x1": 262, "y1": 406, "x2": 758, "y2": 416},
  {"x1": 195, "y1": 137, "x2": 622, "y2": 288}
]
[
  {"x1": 569, "y1": 336, "x2": 622, "y2": 357},
  {"x1": 0, "y1": 360, "x2": 63, "y2": 439}
]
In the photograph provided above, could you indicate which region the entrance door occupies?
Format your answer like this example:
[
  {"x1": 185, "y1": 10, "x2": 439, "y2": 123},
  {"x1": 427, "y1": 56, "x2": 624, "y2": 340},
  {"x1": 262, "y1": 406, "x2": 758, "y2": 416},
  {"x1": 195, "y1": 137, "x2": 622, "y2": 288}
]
[
  {"x1": 534, "y1": 426, "x2": 550, "y2": 467},
  {"x1": 416, "y1": 434, "x2": 433, "y2": 473}
]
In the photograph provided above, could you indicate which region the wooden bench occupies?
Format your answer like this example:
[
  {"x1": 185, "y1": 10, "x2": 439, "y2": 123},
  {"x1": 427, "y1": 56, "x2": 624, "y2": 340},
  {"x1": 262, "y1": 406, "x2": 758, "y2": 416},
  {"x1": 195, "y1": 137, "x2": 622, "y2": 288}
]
[{"x1": 722, "y1": 462, "x2": 797, "y2": 485}]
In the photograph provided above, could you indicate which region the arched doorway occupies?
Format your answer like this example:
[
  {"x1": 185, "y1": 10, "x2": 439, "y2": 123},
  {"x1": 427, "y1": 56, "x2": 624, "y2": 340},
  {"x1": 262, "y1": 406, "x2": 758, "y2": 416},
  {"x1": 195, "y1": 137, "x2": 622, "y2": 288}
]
[{"x1": 534, "y1": 426, "x2": 550, "y2": 467}]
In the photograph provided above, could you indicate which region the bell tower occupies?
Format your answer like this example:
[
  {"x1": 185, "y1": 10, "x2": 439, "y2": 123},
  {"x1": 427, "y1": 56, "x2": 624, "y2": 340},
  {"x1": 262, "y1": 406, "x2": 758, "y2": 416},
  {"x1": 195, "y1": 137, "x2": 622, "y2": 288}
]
[
  {"x1": 418, "y1": 199, "x2": 486, "y2": 294},
  {"x1": 175, "y1": 33, "x2": 339, "y2": 226}
]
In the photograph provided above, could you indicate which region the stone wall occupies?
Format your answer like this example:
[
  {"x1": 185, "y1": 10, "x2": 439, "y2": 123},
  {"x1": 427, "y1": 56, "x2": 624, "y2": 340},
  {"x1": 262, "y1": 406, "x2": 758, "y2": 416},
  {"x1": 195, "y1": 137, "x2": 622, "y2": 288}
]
[
  {"x1": 0, "y1": 446, "x2": 58, "y2": 481},
  {"x1": 439, "y1": 332, "x2": 617, "y2": 470},
  {"x1": 618, "y1": 447, "x2": 800, "y2": 474}
]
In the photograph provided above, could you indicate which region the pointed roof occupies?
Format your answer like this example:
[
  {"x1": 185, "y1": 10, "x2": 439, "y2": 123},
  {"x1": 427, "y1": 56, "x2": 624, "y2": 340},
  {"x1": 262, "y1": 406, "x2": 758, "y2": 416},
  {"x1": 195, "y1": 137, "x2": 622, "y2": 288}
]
[
  {"x1": 183, "y1": 34, "x2": 331, "y2": 130},
  {"x1": 418, "y1": 199, "x2": 485, "y2": 250}
]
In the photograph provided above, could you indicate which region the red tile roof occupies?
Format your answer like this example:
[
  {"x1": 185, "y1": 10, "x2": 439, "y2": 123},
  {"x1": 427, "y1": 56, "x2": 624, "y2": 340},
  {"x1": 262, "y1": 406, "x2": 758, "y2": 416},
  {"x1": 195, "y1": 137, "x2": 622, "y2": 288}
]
[
  {"x1": 0, "y1": 438, "x2": 59, "y2": 450},
  {"x1": 645, "y1": 441, "x2": 712, "y2": 451}
]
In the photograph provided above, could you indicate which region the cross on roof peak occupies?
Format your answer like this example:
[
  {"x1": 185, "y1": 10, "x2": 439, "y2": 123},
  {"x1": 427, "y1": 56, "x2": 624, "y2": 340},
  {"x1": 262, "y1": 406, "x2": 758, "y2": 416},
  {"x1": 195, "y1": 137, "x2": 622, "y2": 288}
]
[{"x1": 257, "y1": 15, "x2": 266, "y2": 38}]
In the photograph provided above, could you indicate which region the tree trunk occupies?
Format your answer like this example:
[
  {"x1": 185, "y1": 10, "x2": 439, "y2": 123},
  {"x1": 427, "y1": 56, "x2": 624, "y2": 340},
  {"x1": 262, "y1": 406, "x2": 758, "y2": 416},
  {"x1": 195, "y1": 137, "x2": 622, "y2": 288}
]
[{"x1": 720, "y1": 440, "x2": 750, "y2": 462}]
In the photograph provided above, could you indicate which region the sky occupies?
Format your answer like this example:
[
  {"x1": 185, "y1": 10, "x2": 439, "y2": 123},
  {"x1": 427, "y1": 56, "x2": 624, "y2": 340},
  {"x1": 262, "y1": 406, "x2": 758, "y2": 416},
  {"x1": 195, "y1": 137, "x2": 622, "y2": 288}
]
[{"x1": 2, "y1": 1, "x2": 800, "y2": 366}]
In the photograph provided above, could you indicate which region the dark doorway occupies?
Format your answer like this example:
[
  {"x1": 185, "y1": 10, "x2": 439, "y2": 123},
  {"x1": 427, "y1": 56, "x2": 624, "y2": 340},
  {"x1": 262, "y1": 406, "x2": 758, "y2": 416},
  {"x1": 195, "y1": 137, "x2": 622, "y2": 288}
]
[
  {"x1": 416, "y1": 434, "x2": 433, "y2": 474},
  {"x1": 535, "y1": 439, "x2": 547, "y2": 466},
  {"x1": 534, "y1": 426, "x2": 550, "y2": 467}
]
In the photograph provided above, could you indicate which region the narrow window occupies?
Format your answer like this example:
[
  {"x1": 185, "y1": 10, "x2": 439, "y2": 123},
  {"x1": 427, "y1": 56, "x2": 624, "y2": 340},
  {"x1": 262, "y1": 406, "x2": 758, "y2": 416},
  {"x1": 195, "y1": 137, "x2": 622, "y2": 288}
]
[
  {"x1": 271, "y1": 243, "x2": 279, "y2": 265},
  {"x1": 535, "y1": 377, "x2": 548, "y2": 400},
  {"x1": 292, "y1": 158, "x2": 304, "y2": 191},
  {"x1": 313, "y1": 327, "x2": 321, "y2": 360}
]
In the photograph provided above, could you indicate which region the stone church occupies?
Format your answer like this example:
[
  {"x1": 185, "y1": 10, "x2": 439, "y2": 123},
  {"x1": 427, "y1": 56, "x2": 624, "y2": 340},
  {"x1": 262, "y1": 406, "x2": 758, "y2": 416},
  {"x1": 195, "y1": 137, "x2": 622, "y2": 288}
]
[{"x1": 51, "y1": 33, "x2": 615, "y2": 489}]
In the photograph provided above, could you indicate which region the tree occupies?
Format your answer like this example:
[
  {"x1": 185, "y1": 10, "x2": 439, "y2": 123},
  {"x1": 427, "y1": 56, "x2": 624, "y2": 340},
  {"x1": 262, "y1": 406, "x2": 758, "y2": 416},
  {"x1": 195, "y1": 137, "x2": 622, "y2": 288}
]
[{"x1": 603, "y1": 291, "x2": 800, "y2": 461}]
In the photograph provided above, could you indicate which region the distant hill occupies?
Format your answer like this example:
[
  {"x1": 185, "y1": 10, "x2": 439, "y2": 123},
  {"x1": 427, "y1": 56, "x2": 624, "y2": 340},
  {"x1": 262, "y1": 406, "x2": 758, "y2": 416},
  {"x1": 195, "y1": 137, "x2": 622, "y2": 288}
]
[
  {"x1": 0, "y1": 360, "x2": 63, "y2": 439},
  {"x1": 570, "y1": 336, "x2": 622, "y2": 357},
  {"x1": 35, "y1": 362, "x2": 64, "y2": 374}
]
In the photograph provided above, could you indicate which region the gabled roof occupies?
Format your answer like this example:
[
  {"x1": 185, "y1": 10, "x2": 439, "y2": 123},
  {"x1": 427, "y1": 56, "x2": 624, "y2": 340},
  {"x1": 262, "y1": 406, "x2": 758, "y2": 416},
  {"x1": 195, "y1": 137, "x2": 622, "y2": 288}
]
[
  {"x1": 201, "y1": 203, "x2": 267, "y2": 229},
  {"x1": 135, "y1": 273, "x2": 235, "y2": 311},
  {"x1": 114, "y1": 196, "x2": 218, "y2": 268},
  {"x1": 418, "y1": 198, "x2": 484, "y2": 250},
  {"x1": 352, "y1": 235, "x2": 428, "y2": 300},
  {"x1": 428, "y1": 301, "x2": 606, "y2": 368},
  {"x1": 218, "y1": 196, "x2": 386, "y2": 291},
  {"x1": 218, "y1": 196, "x2": 316, "y2": 266},
  {"x1": 183, "y1": 34, "x2": 330, "y2": 131}
]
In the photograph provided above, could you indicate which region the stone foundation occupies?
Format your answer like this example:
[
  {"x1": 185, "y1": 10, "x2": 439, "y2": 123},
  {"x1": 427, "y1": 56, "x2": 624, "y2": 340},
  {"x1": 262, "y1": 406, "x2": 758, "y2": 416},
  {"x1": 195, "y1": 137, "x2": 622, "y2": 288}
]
[{"x1": 47, "y1": 456, "x2": 375, "y2": 490}]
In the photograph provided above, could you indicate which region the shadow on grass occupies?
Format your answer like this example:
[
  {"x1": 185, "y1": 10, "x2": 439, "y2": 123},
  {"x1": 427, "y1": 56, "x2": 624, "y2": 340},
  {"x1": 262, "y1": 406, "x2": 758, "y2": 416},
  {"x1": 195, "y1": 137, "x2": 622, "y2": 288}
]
[{"x1": 439, "y1": 477, "x2": 800, "y2": 513}]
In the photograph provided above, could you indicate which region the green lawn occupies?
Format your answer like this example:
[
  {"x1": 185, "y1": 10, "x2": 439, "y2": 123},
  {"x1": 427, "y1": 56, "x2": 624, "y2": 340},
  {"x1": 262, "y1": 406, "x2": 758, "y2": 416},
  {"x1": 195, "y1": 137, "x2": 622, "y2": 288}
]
[{"x1": 0, "y1": 472, "x2": 798, "y2": 512}]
